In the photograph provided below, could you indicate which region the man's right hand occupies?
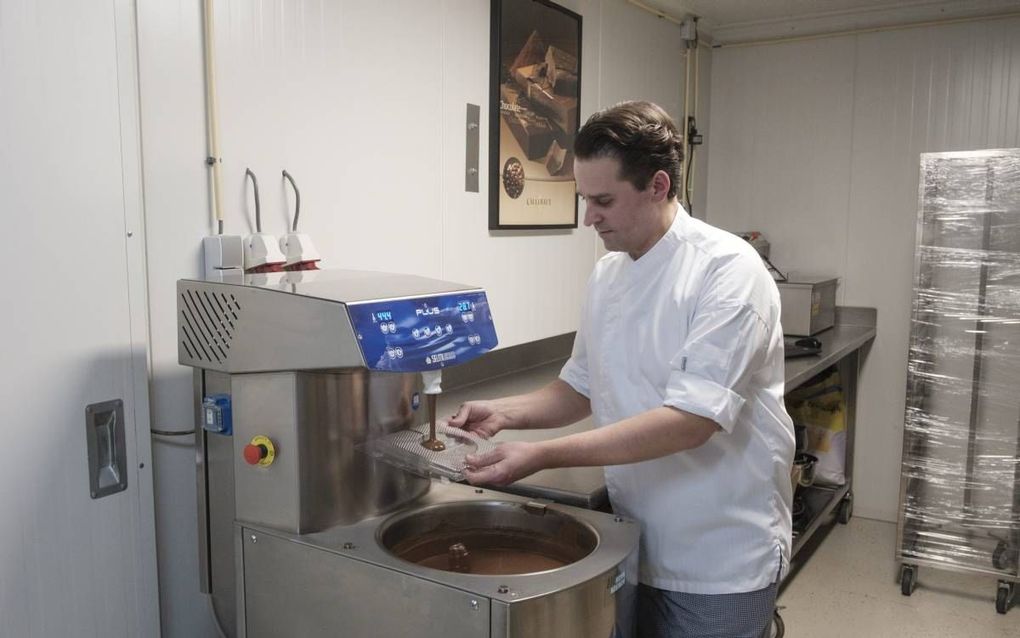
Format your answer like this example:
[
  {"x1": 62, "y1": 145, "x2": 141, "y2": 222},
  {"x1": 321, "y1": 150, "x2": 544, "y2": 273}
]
[{"x1": 444, "y1": 401, "x2": 512, "y2": 439}]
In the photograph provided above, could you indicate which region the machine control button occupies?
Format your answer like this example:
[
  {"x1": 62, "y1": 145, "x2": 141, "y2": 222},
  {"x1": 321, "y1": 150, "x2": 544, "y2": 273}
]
[
  {"x1": 243, "y1": 444, "x2": 265, "y2": 465},
  {"x1": 243, "y1": 435, "x2": 276, "y2": 467}
]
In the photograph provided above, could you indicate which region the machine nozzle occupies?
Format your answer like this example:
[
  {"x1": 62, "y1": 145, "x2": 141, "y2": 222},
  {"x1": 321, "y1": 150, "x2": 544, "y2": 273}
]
[{"x1": 421, "y1": 370, "x2": 445, "y2": 451}]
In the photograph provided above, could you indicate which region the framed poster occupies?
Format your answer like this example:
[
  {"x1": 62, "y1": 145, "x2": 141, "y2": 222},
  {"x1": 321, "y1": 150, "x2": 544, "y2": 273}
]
[{"x1": 489, "y1": 0, "x2": 582, "y2": 230}]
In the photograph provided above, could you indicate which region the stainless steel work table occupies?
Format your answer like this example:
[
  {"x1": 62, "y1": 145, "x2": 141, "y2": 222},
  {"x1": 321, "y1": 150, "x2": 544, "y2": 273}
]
[
  {"x1": 434, "y1": 306, "x2": 876, "y2": 606},
  {"x1": 437, "y1": 307, "x2": 877, "y2": 543},
  {"x1": 436, "y1": 362, "x2": 607, "y2": 508}
]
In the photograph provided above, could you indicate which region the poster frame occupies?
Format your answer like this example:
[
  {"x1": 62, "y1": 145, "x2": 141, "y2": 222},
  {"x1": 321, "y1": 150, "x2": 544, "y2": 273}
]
[{"x1": 488, "y1": 0, "x2": 582, "y2": 230}]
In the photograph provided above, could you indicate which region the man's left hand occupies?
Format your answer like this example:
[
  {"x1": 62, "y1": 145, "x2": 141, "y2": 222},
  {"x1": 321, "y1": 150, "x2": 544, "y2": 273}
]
[{"x1": 463, "y1": 441, "x2": 545, "y2": 486}]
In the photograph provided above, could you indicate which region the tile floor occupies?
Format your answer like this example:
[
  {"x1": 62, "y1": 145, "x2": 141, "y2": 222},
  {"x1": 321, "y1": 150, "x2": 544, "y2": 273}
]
[{"x1": 778, "y1": 518, "x2": 1017, "y2": 637}]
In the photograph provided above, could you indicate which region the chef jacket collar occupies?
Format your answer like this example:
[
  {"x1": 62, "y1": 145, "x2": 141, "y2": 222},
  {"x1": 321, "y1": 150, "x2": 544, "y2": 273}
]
[{"x1": 623, "y1": 202, "x2": 686, "y2": 274}]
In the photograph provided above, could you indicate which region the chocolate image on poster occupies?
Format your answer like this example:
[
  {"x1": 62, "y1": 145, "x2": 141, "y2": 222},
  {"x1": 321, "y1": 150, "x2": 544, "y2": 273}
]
[{"x1": 489, "y1": 0, "x2": 581, "y2": 229}]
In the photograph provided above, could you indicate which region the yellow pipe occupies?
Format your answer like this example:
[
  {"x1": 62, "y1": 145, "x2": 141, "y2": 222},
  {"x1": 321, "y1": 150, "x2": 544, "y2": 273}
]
[
  {"x1": 626, "y1": 0, "x2": 685, "y2": 26},
  {"x1": 715, "y1": 11, "x2": 1020, "y2": 49}
]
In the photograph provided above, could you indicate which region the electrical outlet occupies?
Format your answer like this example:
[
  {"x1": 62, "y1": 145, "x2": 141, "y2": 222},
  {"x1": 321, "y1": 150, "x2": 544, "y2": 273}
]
[
  {"x1": 279, "y1": 232, "x2": 322, "y2": 271},
  {"x1": 244, "y1": 232, "x2": 286, "y2": 273}
]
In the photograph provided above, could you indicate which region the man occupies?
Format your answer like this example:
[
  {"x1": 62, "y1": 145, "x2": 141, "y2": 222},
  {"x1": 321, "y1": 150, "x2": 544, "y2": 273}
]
[{"x1": 447, "y1": 101, "x2": 794, "y2": 638}]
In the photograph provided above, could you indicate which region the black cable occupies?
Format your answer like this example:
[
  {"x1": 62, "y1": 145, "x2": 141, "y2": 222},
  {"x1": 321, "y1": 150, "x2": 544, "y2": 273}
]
[
  {"x1": 763, "y1": 255, "x2": 789, "y2": 282},
  {"x1": 282, "y1": 170, "x2": 301, "y2": 231},
  {"x1": 245, "y1": 168, "x2": 261, "y2": 232},
  {"x1": 685, "y1": 144, "x2": 694, "y2": 212},
  {"x1": 685, "y1": 118, "x2": 695, "y2": 213},
  {"x1": 151, "y1": 427, "x2": 196, "y2": 437}
]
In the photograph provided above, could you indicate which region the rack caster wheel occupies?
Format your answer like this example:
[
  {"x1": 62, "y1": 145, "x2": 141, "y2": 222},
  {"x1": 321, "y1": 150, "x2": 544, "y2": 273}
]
[
  {"x1": 996, "y1": 581, "x2": 1014, "y2": 614},
  {"x1": 772, "y1": 608, "x2": 785, "y2": 638},
  {"x1": 837, "y1": 491, "x2": 853, "y2": 525},
  {"x1": 900, "y1": 564, "x2": 917, "y2": 596},
  {"x1": 992, "y1": 540, "x2": 1013, "y2": 571}
]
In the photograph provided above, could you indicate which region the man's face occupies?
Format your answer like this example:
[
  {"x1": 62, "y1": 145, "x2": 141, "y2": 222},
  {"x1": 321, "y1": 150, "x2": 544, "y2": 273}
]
[{"x1": 574, "y1": 156, "x2": 660, "y2": 258}]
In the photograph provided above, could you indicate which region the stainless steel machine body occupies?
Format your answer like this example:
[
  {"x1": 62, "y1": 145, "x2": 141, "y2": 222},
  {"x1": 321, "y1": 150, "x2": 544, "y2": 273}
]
[
  {"x1": 179, "y1": 270, "x2": 639, "y2": 637},
  {"x1": 241, "y1": 484, "x2": 638, "y2": 638}
]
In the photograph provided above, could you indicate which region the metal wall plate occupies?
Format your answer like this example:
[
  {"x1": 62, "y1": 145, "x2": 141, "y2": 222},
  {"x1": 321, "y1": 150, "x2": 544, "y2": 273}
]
[
  {"x1": 466, "y1": 103, "x2": 480, "y2": 192},
  {"x1": 85, "y1": 399, "x2": 128, "y2": 499}
]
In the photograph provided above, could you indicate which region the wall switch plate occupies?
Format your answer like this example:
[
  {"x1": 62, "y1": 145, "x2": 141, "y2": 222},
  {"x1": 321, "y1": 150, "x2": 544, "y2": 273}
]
[
  {"x1": 203, "y1": 235, "x2": 244, "y2": 278},
  {"x1": 466, "y1": 103, "x2": 480, "y2": 193}
]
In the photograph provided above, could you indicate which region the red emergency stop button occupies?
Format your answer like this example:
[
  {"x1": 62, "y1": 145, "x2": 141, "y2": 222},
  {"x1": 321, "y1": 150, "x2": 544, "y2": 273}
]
[
  {"x1": 243, "y1": 444, "x2": 266, "y2": 465},
  {"x1": 243, "y1": 435, "x2": 276, "y2": 467}
]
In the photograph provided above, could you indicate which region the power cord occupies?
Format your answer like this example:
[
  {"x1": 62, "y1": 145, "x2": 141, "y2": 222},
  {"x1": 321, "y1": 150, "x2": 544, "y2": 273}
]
[
  {"x1": 684, "y1": 116, "x2": 702, "y2": 214},
  {"x1": 208, "y1": 594, "x2": 228, "y2": 638},
  {"x1": 282, "y1": 169, "x2": 301, "y2": 231},
  {"x1": 245, "y1": 168, "x2": 262, "y2": 232},
  {"x1": 762, "y1": 255, "x2": 789, "y2": 282},
  {"x1": 150, "y1": 427, "x2": 195, "y2": 437}
]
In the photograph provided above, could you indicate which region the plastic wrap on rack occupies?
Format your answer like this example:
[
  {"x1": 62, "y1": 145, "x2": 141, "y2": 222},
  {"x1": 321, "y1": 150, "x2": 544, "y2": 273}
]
[
  {"x1": 899, "y1": 149, "x2": 1020, "y2": 577},
  {"x1": 359, "y1": 424, "x2": 497, "y2": 482}
]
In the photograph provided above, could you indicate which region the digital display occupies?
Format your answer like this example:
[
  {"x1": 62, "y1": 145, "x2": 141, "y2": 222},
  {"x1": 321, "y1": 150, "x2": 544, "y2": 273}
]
[{"x1": 348, "y1": 292, "x2": 498, "y2": 372}]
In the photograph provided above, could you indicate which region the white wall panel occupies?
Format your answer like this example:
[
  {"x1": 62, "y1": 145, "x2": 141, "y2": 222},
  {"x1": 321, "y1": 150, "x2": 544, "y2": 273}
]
[
  {"x1": 0, "y1": 0, "x2": 158, "y2": 635},
  {"x1": 708, "y1": 36, "x2": 856, "y2": 278},
  {"x1": 211, "y1": 0, "x2": 446, "y2": 277},
  {"x1": 706, "y1": 16, "x2": 1020, "y2": 522},
  {"x1": 601, "y1": 0, "x2": 685, "y2": 117}
]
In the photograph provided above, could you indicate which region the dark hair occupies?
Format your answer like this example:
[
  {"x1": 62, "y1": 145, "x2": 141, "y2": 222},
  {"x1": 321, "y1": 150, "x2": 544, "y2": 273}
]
[{"x1": 573, "y1": 101, "x2": 684, "y2": 199}]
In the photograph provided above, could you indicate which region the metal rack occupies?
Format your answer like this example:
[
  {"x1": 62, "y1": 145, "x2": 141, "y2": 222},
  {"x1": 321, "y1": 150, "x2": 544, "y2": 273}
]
[
  {"x1": 789, "y1": 351, "x2": 860, "y2": 557},
  {"x1": 896, "y1": 149, "x2": 1020, "y2": 614},
  {"x1": 778, "y1": 311, "x2": 876, "y2": 568},
  {"x1": 775, "y1": 314, "x2": 876, "y2": 638}
]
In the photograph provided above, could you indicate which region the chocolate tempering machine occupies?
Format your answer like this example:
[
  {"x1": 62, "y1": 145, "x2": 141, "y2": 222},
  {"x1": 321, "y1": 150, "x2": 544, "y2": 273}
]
[{"x1": 177, "y1": 269, "x2": 638, "y2": 638}]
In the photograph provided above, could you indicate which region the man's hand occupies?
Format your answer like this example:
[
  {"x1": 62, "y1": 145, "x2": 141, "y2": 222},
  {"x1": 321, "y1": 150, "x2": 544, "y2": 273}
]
[
  {"x1": 444, "y1": 401, "x2": 513, "y2": 439},
  {"x1": 463, "y1": 441, "x2": 545, "y2": 486},
  {"x1": 441, "y1": 380, "x2": 590, "y2": 437}
]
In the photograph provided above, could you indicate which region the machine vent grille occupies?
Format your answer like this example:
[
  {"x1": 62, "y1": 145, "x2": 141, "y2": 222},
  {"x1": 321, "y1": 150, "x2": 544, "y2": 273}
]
[{"x1": 179, "y1": 289, "x2": 240, "y2": 364}]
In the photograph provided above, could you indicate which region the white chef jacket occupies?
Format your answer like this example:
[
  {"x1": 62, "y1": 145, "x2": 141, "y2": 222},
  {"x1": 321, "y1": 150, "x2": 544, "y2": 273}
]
[{"x1": 560, "y1": 205, "x2": 794, "y2": 594}]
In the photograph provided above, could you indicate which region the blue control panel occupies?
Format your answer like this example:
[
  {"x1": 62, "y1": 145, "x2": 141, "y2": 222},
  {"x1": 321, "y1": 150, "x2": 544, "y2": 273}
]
[{"x1": 348, "y1": 291, "x2": 498, "y2": 372}]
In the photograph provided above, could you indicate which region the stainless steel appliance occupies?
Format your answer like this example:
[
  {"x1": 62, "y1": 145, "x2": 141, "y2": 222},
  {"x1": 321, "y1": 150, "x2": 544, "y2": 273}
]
[
  {"x1": 178, "y1": 269, "x2": 639, "y2": 637},
  {"x1": 777, "y1": 276, "x2": 838, "y2": 336}
]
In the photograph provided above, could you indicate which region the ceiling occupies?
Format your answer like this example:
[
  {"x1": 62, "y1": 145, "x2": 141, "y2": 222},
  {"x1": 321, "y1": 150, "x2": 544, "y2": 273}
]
[{"x1": 637, "y1": 0, "x2": 1020, "y2": 44}]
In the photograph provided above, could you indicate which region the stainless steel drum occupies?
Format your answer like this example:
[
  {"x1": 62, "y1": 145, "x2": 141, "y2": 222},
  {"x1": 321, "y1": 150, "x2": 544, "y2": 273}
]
[{"x1": 380, "y1": 500, "x2": 598, "y2": 575}]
